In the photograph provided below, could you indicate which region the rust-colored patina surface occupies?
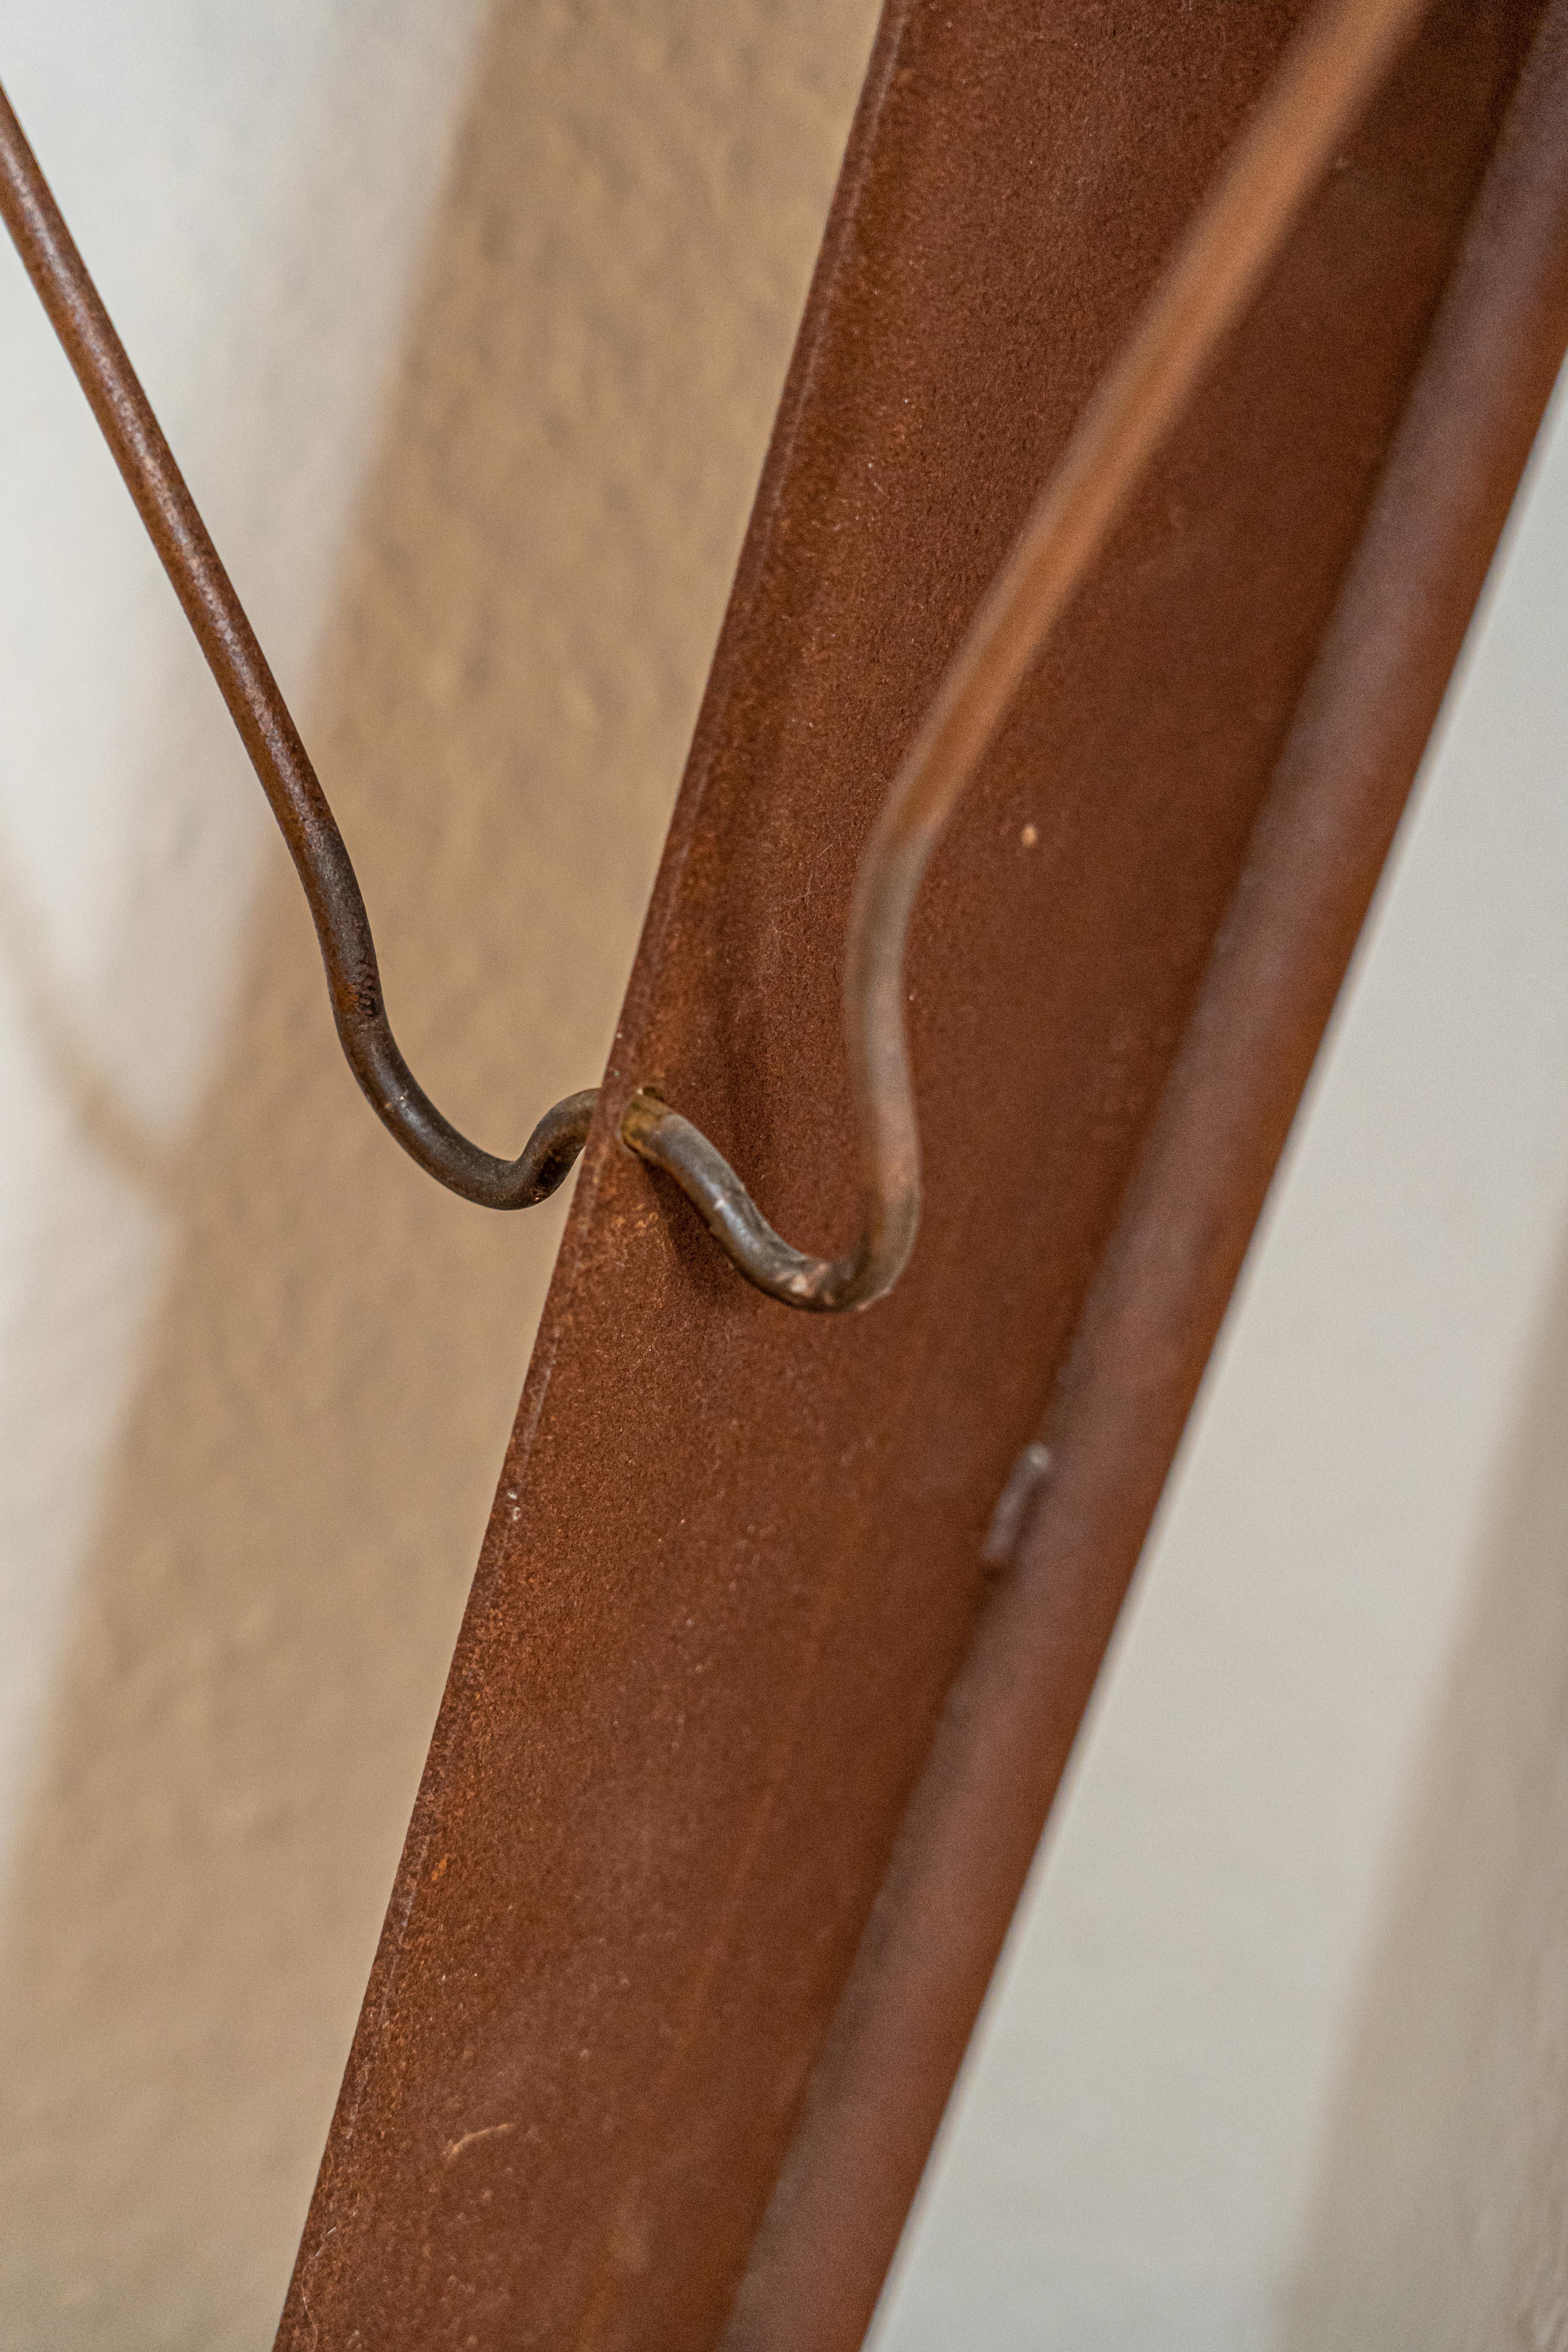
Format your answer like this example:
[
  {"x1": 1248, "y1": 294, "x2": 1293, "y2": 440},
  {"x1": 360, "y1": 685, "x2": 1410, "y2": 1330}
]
[{"x1": 278, "y1": 2, "x2": 1568, "y2": 2345}]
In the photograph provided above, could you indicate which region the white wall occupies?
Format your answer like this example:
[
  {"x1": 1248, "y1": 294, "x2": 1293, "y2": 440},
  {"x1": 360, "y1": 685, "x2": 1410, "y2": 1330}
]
[
  {"x1": 0, "y1": 8, "x2": 488, "y2": 2338},
  {"x1": 873, "y1": 371, "x2": 1568, "y2": 2352},
  {"x1": 0, "y1": 0, "x2": 487, "y2": 1946},
  {"x1": 3, "y1": 6, "x2": 1568, "y2": 2349}
]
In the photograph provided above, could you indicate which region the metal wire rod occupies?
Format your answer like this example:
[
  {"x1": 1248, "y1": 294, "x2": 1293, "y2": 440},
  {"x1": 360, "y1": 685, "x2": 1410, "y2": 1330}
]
[
  {"x1": 0, "y1": 0, "x2": 1425, "y2": 1290},
  {"x1": 0, "y1": 79, "x2": 595, "y2": 1210},
  {"x1": 622, "y1": 0, "x2": 1430, "y2": 1310}
]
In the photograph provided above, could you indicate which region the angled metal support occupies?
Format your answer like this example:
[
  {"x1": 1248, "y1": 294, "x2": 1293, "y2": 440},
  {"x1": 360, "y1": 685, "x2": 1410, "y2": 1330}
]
[{"x1": 275, "y1": 2, "x2": 1568, "y2": 2345}]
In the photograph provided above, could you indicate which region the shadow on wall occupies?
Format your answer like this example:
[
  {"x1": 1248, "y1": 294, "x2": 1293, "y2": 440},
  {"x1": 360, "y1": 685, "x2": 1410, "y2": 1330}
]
[
  {"x1": 1277, "y1": 1215, "x2": 1568, "y2": 2351},
  {"x1": 0, "y1": 3, "x2": 879, "y2": 2345}
]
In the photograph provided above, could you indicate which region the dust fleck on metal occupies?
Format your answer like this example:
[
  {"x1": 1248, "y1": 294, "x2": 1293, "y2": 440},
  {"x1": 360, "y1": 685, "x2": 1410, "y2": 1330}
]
[{"x1": 443, "y1": 2122, "x2": 516, "y2": 2165}]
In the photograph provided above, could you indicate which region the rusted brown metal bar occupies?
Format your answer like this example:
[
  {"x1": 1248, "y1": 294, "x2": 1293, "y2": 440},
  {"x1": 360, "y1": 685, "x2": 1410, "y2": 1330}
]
[{"x1": 277, "y1": 1, "x2": 1568, "y2": 2345}]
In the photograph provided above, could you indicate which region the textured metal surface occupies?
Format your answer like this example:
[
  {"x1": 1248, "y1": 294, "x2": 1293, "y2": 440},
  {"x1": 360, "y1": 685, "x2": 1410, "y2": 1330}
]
[
  {"x1": 277, "y1": 1, "x2": 1567, "y2": 2344},
  {"x1": 727, "y1": 10, "x2": 1568, "y2": 2338}
]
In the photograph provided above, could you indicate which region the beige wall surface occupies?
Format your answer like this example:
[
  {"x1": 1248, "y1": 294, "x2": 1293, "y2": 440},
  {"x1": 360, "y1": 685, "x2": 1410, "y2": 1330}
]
[
  {"x1": 0, "y1": 3, "x2": 879, "y2": 2343},
  {"x1": 5, "y1": 7, "x2": 1568, "y2": 2352}
]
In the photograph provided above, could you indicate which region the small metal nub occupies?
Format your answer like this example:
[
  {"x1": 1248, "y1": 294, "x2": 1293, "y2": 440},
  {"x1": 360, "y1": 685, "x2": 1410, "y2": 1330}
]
[{"x1": 1, "y1": 0, "x2": 1426, "y2": 1292}]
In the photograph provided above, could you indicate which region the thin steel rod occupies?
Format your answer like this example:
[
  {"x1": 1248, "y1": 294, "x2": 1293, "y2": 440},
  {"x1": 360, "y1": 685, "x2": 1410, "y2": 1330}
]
[
  {"x1": 0, "y1": 80, "x2": 596, "y2": 1211},
  {"x1": 621, "y1": 0, "x2": 1430, "y2": 1311},
  {"x1": 1, "y1": 0, "x2": 1423, "y2": 1274}
]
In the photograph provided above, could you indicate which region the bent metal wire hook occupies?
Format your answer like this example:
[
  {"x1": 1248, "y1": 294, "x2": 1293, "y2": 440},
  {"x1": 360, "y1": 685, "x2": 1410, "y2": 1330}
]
[
  {"x1": 0, "y1": 82, "x2": 595, "y2": 1214},
  {"x1": 0, "y1": 0, "x2": 1423, "y2": 1304},
  {"x1": 620, "y1": 0, "x2": 1427, "y2": 1311}
]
